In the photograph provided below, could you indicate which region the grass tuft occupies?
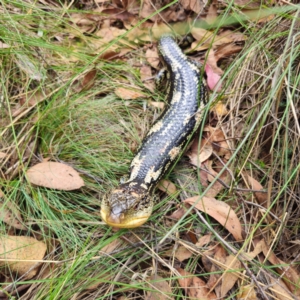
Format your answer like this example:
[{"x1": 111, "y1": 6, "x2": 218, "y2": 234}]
[{"x1": 0, "y1": 0, "x2": 299, "y2": 299}]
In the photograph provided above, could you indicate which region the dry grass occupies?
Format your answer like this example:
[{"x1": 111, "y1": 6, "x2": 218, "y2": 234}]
[{"x1": 0, "y1": 0, "x2": 299, "y2": 299}]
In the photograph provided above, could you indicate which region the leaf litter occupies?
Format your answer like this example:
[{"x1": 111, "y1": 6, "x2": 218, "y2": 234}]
[
  {"x1": 0, "y1": 0, "x2": 299, "y2": 299},
  {"x1": 0, "y1": 201, "x2": 26, "y2": 231},
  {"x1": 26, "y1": 161, "x2": 84, "y2": 190},
  {"x1": 184, "y1": 196, "x2": 243, "y2": 241},
  {"x1": 0, "y1": 236, "x2": 46, "y2": 279}
]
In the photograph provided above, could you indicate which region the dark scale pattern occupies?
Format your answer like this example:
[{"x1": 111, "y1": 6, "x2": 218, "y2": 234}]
[
  {"x1": 100, "y1": 36, "x2": 208, "y2": 228},
  {"x1": 127, "y1": 35, "x2": 207, "y2": 189}
]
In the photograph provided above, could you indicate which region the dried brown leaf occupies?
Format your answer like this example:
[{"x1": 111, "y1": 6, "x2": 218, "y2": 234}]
[
  {"x1": 190, "y1": 276, "x2": 217, "y2": 299},
  {"x1": 177, "y1": 267, "x2": 192, "y2": 292},
  {"x1": 99, "y1": 239, "x2": 123, "y2": 256},
  {"x1": 140, "y1": 0, "x2": 157, "y2": 20},
  {"x1": 26, "y1": 162, "x2": 84, "y2": 191},
  {"x1": 204, "y1": 42, "x2": 243, "y2": 85},
  {"x1": 98, "y1": 47, "x2": 131, "y2": 60},
  {"x1": 95, "y1": 26, "x2": 126, "y2": 50},
  {"x1": 244, "y1": 239, "x2": 265, "y2": 261},
  {"x1": 75, "y1": 69, "x2": 97, "y2": 92},
  {"x1": 188, "y1": 137, "x2": 213, "y2": 167},
  {"x1": 213, "y1": 244, "x2": 227, "y2": 265},
  {"x1": 149, "y1": 101, "x2": 165, "y2": 109},
  {"x1": 201, "y1": 249, "x2": 217, "y2": 271},
  {"x1": 199, "y1": 143, "x2": 213, "y2": 163},
  {"x1": 205, "y1": 126, "x2": 231, "y2": 159},
  {"x1": 221, "y1": 255, "x2": 241, "y2": 297},
  {"x1": 146, "y1": 275, "x2": 173, "y2": 300},
  {"x1": 145, "y1": 48, "x2": 160, "y2": 69},
  {"x1": 191, "y1": 28, "x2": 240, "y2": 52},
  {"x1": 177, "y1": 268, "x2": 217, "y2": 299},
  {"x1": 174, "y1": 245, "x2": 193, "y2": 262},
  {"x1": 13, "y1": 90, "x2": 46, "y2": 117},
  {"x1": 158, "y1": 179, "x2": 177, "y2": 195},
  {"x1": 218, "y1": 30, "x2": 247, "y2": 42},
  {"x1": 257, "y1": 14, "x2": 276, "y2": 24},
  {"x1": 206, "y1": 125, "x2": 222, "y2": 143},
  {"x1": 260, "y1": 240, "x2": 300, "y2": 296},
  {"x1": 169, "y1": 207, "x2": 186, "y2": 220},
  {"x1": 244, "y1": 174, "x2": 267, "y2": 207},
  {"x1": 0, "y1": 236, "x2": 46, "y2": 279},
  {"x1": 204, "y1": 160, "x2": 217, "y2": 183},
  {"x1": 196, "y1": 234, "x2": 212, "y2": 247},
  {"x1": 184, "y1": 196, "x2": 242, "y2": 241},
  {"x1": 140, "y1": 65, "x2": 155, "y2": 92},
  {"x1": 190, "y1": 28, "x2": 214, "y2": 51},
  {"x1": 202, "y1": 160, "x2": 231, "y2": 198},
  {"x1": 115, "y1": 87, "x2": 145, "y2": 100},
  {"x1": 198, "y1": 172, "x2": 209, "y2": 189},
  {"x1": 268, "y1": 277, "x2": 293, "y2": 300},
  {"x1": 125, "y1": 0, "x2": 140, "y2": 14},
  {"x1": 100, "y1": 8, "x2": 136, "y2": 23},
  {"x1": 214, "y1": 43, "x2": 243, "y2": 61},
  {"x1": 140, "y1": 0, "x2": 187, "y2": 22},
  {"x1": 190, "y1": 27, "x2": 211, "y2": 42},
  {"x1": 206, "y1": 2, "x2": 218, "y2": 24},
  {"x1": 0, "y1": 201, "x2": 26, "y2": 230},
  {"x1": 180, "y1": 0, "x2": 203, "y2": 14},
  {"x1": 203, "y1": 245, "x2": 226, "y2": 297},
  {"x1": 70, "y1": 13, "x2": 98, "y2": 33},
  {"x1": 237, "y1": 284, "x2": 258, "y2": 300},
  {"x1": 206, "y1": 49, "x2": 224, "y2": 75}
]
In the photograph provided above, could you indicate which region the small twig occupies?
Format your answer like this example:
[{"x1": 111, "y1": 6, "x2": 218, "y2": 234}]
[
  {"x1": 199, "y1": 166, "x2": 268, "y2": 193},
  {"x1": 194, "y1": 210, "x2": 270, "y2": 300},
  {"x1": 243, "y1": 201, "x2": 281, "y2": 222}
]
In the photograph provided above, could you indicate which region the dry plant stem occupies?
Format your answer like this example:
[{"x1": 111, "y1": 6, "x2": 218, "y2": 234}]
[
  {"x1": 0, "y1": 1, "x2": 299, "y2": 299},
  {"x1": 229, "y1": 49, "x2": 252, "y2": 139},
  {"x1": 125, "y1": 232, "x2": 182, "y2": 277},
  {"x1": 260, "y1": 213, "x2": 298, "y2": 297},
  {"x1": 248, "y1": 158, "x2": 296, "y2": 201},
  {"x1": 0, "y1": 261, "x2": 43, "y2": 294},
  {"x1": 176, "y1": 179, "x2": 190, "y2": 199},
  {"x1": 194, "y1": 210, "x2": 269, "y2": 300},
  {"x1": 284, "y1": 76, "x2": 300, "y2": 135},
  {"x1": 104, "y1": 256, "x2": 134, "y2": 300},
  {"x1": 264, "y1": 212, "x2": 287, "y2": 264},
  {"x1": 2, "y1": 124, "x2": 34, "y2": 169},
  {"x1": 200, "y1": 166, "x2": 268, "y2": 193},
  {"x1": 243, "y1": 200, "x2": 281, "y2": 222},
  {"x1": 213, "y1": 151, "x2": 235, "y2": 181},
  {"x1": 0, "y1": 283, "x2": 32, "y2": 298},
  {"x1": 0, "y1": 86, "x2": 60, "y2": 137},
  {"x1": 104, "y1": 235, "x2": 177, "y2": 300}
]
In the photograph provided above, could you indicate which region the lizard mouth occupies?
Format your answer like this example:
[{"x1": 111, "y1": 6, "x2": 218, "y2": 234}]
[{"x1": 100, "y1": 207, "x2": 150, "y2": 228}]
